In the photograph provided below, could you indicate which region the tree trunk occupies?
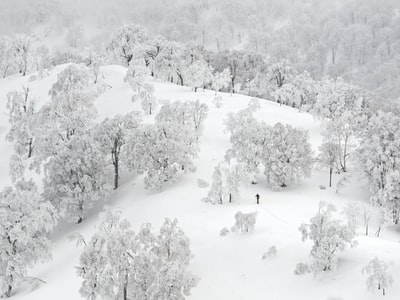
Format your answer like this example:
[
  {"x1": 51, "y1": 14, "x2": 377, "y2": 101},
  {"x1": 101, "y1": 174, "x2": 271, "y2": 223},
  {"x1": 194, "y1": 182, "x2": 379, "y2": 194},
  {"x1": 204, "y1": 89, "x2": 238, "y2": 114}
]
[
  {"x1": 126, "y1": 54, "x2": 133, "y2": 66},
  {"x1": 5, "y1": 284, "x2": 12, "y2": 297},
  {"x1": 28, "y1": 138, "x2": 33, "y2": 158},
  {"x1": 113, "y1": 145, "x2": 119, "y2": 190},
  {"x1": 23, "y1": 58, "x2": 27, "y2": 76},
  {"x1": 329, "y1": 167, "x2": 333, "y2": 187},
  {"x1": 375, "y1": 226, "x2": 381, "y2": 237},
  {"x1": 342, "y1": 136, "x2": 349, "y2": 172},
  {"x1": 177, "y1": 73, "x2": 184, "y2": 86},
  {"x1": 123, "y1": 273, "x2": 128, "y2": 300},
  {"x1": 3, "y1": 65, "x2": 9, "y2": 78},
  {"x1": 229, "y1": 194, "x2": 232, "y2": 203},
  {"x1": 77, "y1": 201, "x2": 83, "y2": 224},
  {"x1": 113, "y1": 150, "x2": 119, "y2": 190},
  {"x1": 194, "y1": 87, "x2": 198, "y2": 93},
  {"x1": 114, "y1": 161, "x2": 119, "y2": 190},
  {"x1": 4, "y1": 284, "x2": 12, "y2": 298}
]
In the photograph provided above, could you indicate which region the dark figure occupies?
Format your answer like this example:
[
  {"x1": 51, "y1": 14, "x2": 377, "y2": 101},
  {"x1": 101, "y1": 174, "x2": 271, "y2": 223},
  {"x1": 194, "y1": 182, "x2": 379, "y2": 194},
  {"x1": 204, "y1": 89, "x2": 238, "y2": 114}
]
[{"x1": 255, "y1": 193, "x2": 260, "y2": 204}]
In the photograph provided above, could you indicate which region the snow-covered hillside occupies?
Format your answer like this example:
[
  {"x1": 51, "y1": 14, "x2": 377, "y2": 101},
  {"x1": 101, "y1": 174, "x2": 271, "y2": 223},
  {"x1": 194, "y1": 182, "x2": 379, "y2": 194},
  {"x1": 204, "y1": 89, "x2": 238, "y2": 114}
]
[{"x1": 1, "y1": 65, "x2": 399, "y2": 300}]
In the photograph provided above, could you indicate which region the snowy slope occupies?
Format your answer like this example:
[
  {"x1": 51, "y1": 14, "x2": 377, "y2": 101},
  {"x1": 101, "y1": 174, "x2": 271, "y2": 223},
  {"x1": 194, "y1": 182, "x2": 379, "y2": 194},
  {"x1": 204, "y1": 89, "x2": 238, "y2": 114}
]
[{"x1": 0, "y1": 65, "x2": 400, "y2": 300}]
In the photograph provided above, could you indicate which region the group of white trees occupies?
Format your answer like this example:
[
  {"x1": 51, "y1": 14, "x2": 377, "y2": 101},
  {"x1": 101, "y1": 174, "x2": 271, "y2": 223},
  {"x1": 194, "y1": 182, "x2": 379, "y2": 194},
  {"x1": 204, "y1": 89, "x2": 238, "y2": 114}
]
[
  {"x1": 2, "y1": 61, "x2": 207, "y2": 297},
  {"x1": 107, "y1": 24, "x2": 234, "y2": 94},
  {"x1": 35, "y1": 64, "x2": 111, "y2": 224},
  {"x1": 0, "y1": 180, "x2": 57, "y2": 297},
  {"x1": 357, "y1": 111, "x2": 400, "y2": 225},
  {"x1": 77, "y1": 210, "x2": 197, "y2": 300},
  {"x1": 2, "y1": 0, "x2": 400, "y2": 100},
  {"x1": 299, "y1": 202, "x2": 357, "y2": 274},
  {"x1": 123, "y1": 99, "x2": 208, "y2": 191},
  {"x1": 5, "y1": 62, "x2": 209, "y2": 223},
  {"x1": 205, "y1": 162, "x2": 248, "y2": 204},
  {"x1": 298, "y1": 201, "x2": 394, "y2": 295},
  {"x1": 224, "y1": 99, "x2": 312, "y2": 191},
  {"x1": 1, "y1": 12, "x2": 399, "y2": 298},
  {"x1": 1, "y1": 63, "x2": 105, "y2": 296},
  {"x1": 0, "y1": 34, "x2": 38, "y2": 77},
  {"x1": 6, "y1": 87, "x2": 37, "y2": 160}
]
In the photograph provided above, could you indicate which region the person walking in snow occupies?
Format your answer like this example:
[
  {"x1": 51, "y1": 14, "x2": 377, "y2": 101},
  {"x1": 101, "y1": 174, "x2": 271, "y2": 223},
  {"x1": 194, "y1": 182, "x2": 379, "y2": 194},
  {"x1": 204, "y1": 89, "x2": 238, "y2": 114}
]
[{"x1": 255, "y1": 193, "x2": 260, "y2": 204}]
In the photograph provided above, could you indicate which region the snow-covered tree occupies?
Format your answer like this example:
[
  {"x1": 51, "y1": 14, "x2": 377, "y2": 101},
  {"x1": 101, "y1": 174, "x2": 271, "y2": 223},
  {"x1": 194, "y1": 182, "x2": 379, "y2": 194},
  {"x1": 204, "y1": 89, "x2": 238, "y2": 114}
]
[
  {"x1": 322, "y1": 112, "x2": 360, "y2": 173},
  {"x1": 0, "y1": 180, "x2": 57, "y2": 298},
  {"x1": 6, "y1": 86, "x2": 37, "y2": 158},
  {"x1": 341, "y1": 202, "x2": 362, "y2": 235},
  {"x1": 362, "y1": 257, "x2": 393, "y2": 296},
  {"x1": 314, "y1": 80, "x2": 366, "y2": 173},
  {"x1": 362, "y1": 206, "x2": 372, "y2": 236},
  {"x1": 374, "y1": 208, "x2": 391, "y2": 238},
  {"x1": 299, "y1": 201, "x2": 357, "y2": 274},
  {"x1": 107, "y1": 24, "x2": 149, "y2": 66},
  {"x1": 357, "y1": 111, "x2": 400, "y2": 224},
  {"x1": 11, "y1": 34, "x2": 37, "y2": 76},
  {"x1": 149, "y1": 261, "x2": 198, "y2": 300},
  {"x1": 143, "y1": 35, "x2": 166, "y2": 75},
  {"x1": 294, "y1": 263, "x2": 310, "y2": 275},
  {"x1": 271, "y1": 83, "x2": 298, "y2": 107},
  {"x1": 125, "y1": 62, "x2": 149, "y2": 101},
  {"x1": 211, "y1": 68, "x2": 231, "y2": 94},
  {"x1": 206, "y1": 164, "x2": 224, "y2": 204},
  {"x1": 77, "y1": 209, "x2": 136, "y2": 299},
  {"x1": 77, "y1": 210, "x2": 197, "y2": 300},
  {"x1": 140, "y1": 84, "x2": 158, "y2": 115},
  {"x1": 262, "y1": 246, "x2": 277, "y2": 259},
  {"x1": 83, "y1": 49, "x2": 106, "y2": 85},
  {"x1": 224, "y1": 162, "x2": 248, "y2": 203},
  {"x1": 156, "y1": 100, "x2": 208, "y2": 140},
  {"x1": 33, "y1": 63, "x2": 98, "y2": 164},
  {"x1": 291, "y1": 71, "x2": 317, "y2": 111},
  {"x1": 158, "y1": 218, "x2": 192, "y2": 265},
  {"x1": 43, "y1": 132, "x2": 112, "y2": 224},
  {"x1": 95, "y1": 112, "x2": 142, "y2": 190},
  {"x1": 185, "y1": 59, "x2": 213, "y2": 92},
  {"x1": 37, "y1": 64, "x2": 109, "y2": 223},
  {"x1": 144, "y1": 123, "x2": 196, "y2": 190},
  {"x1": 48, "y1": 64, "x2": 98, "y2": 109},
  {"x1": 224, "y1": 50, "x2": 244, "y2": 93},
  {"x1": 263, "y1": 123, "x2": 312, "y2": 190},
  {"x1": 0, "y1": 37, "x2": 13, "y2": 78},
  {"x1": 187, "y1": 100, "x2": 208, "y2": 140},
  {"x1": 313, "y1": 78, "x2": 364, "y2": 121},
  {"x1": 125, "y1": 101, "x2": 204, "y2": 191},
  {"x1": 318, "y1": 142, "x2": 340, "y2": 187},
  {"x1": 231, "y1": 211, "x2": 257, "y2": 233},
  {"x1": 268, "y1": 59, "x2": 295, "y2": 89},
  {"x1": 225, "y1": 104, "x2": 268, "y2": 174},
  {"x1": 151, "y1": 41, "x2": 185, "y2": 84}
]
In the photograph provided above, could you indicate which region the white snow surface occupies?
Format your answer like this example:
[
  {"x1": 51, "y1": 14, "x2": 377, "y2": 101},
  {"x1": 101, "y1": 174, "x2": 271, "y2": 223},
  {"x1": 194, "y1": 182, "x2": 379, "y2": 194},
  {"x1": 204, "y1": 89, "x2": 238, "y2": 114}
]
[{"x1": 0, "y1": 65, "x2": 399, "y2": 300}]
